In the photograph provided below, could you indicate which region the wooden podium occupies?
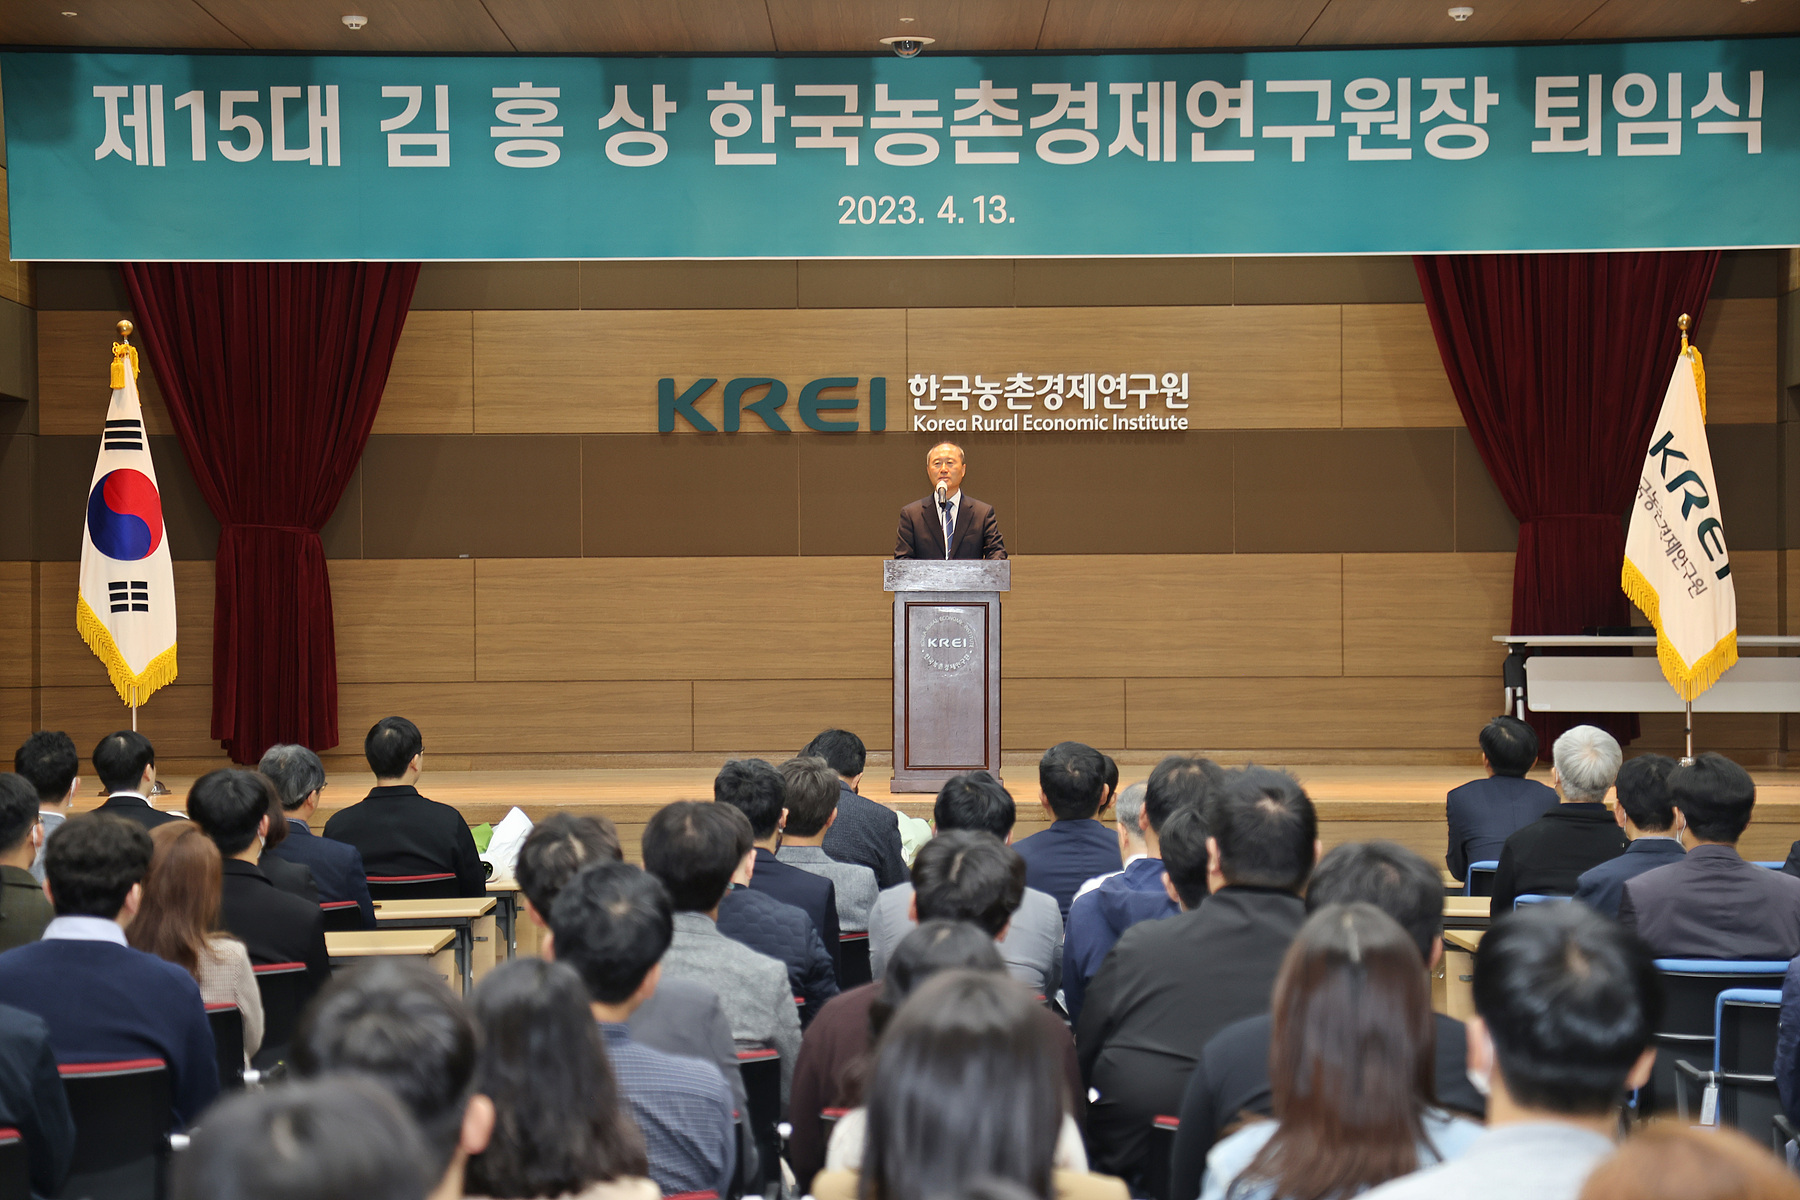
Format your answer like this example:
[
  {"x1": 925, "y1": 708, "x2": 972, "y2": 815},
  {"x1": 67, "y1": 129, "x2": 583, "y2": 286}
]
[{"x1": 884, "y1": 560, "x2": 1009, "y2": 792}]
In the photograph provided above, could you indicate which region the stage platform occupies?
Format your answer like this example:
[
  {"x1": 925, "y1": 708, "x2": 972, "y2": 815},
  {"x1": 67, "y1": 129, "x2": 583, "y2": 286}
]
[{"x1": 116, "y1": 763, "x2": 1800, "y2": 867}]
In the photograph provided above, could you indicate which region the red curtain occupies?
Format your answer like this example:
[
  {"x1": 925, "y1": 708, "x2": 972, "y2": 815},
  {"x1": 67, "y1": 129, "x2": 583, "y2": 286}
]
[
  {"x1": 121, "y1": 263, "x2": 419, "y2": 763},
  {"x1": 1414, "y1": 251, "x2": 1720, "y2": 750}
]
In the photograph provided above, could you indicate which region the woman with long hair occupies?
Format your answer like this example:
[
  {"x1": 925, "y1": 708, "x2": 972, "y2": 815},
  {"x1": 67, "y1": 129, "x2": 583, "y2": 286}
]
[
  {"x1": 463, "y1": 957, "x2": 654, "y2": 1200},
  {"x1": 1200, "y1": 903, "x2": 1480, "y2": 1200},
  {"x1": 128, "y1": 822, "x2": 263, "y2": 1061}
]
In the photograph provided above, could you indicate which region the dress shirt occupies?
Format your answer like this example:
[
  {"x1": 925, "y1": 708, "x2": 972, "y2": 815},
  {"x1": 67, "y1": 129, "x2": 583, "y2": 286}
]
[
  {"x1": 598, "y1": 1022, "x2": 735, "y2": 1198},
  {"x1": 819, "y1": 782, "x2": 908, "y2": 889},
  {"x1": 866, "y1": 881, "x2": 1063, "y2": 996},
  {"x1": 0, "y1": 864, "x2": 53, "y2": 953},
  {"x1": 1202, "y1": 1108, "x2": 1482, "y2": 1200},
  {"x1": 1361, "y1": 1122, "x2": 1615, "y2": 1200},
  {"x1": 41, "y1": 915, "x2": 127, "y2": 944},
  {"x1": 1013, "y1": 819, "x2": 1126, "y2": 921},
  {"x1": 1572, "y1": 836, "x2": 1685, "y2": 919},
  {"x1": 1074, "y1": 852, "x2": 1144, "y2": 904},
  {"x1": 775, "y1": 846, "x2": 879, "y2": 932},
  {"x1": 1061, "y1": 857, "x2": 1180, "y2": 1024},
  {"x1": 29, "y1": 810, "x2": 65, "y2": 883}
]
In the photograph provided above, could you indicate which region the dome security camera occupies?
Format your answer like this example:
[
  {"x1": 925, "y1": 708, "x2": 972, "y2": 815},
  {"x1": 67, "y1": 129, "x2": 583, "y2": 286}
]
[{"x1": 879, "y1": 36, "x2": 935, "y2": 58}]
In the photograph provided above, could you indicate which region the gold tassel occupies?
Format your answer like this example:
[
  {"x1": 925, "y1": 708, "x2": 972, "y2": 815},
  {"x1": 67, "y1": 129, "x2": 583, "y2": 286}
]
[
  {"x1": 1621, "y1": 556, "x2": 1737, "y2": 702},
  {"x1": 76, "y1": 595, "x2": 177, "y2": 707},
  {"x1": 110, "y1": 343, "x2": 139, "y2": 390},
  {"x1": 1688, "y1": 344, "x2": 1706, "y2": 423}
]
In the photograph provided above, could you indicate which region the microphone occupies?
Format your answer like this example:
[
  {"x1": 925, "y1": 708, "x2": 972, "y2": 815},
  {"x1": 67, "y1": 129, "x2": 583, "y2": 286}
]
[{"x1": 935, "y1": 480, "x2": 949, "y2": 504}]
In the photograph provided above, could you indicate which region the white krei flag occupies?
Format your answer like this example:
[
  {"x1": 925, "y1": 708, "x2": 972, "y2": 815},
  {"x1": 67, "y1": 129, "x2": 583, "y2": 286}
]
[
  {"x1": 1621, "y1": 337, "x2": 1735, "y2": 701},
  {"x1": 76, "y1": 340, "x2": 178, "y2": 706}
]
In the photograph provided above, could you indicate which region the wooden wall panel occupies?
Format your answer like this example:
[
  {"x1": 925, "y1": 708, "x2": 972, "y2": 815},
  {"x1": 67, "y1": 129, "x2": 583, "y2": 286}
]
[
  {"x1": 693, "y1": 679, "x2": 889, "y2": 753},
  {"x1": 0, "y1": 167, "x2": 33, "y2": 309},
  {"x1": 38, "y1": 310, "x2": 169, "y2": 435},
  {"x1": 0, "y1": 688, "x2": 33, "y2": 757},
  {"x1": 1731, "y1": 550, "x2": 1779, "y2": 649},
  {"x1": 904, "y1": 306, "x2": 1343, "y2": 429},
  {"x1": 472, "y1": 309, "x2": 906, "y2": 433},
  {"x1": 1341, "y1": 305, "x2": 1460, "y2": 427},
  {"x1": 1698, "y1": 298, "x2": 1778, "y2": 424},
  {"x1": 331, "y1": 560, "x2": 474, "y2": 683},
  {"x1": 1005, "y1": 555, "x2": 1343, "y2": 677},
  {"x1": 474, "y1": 558, "x2": 890, "y2": 681},
  {"x1": 1126, "y1": 676, "x2": 1496, "y2": 749},
  {"x1": 336, "y1": 681, "x2": 693, "y2": 754},
  {"x1": 1004, "y1": 677, "x2": 1126, "y2": 752},
  {"x1": 39, "y1": 683, "x2": 221, "y2": 759},
  {"x1": 0, "y1": 562, "x2": 37, "y2": 688},
  {"x1": 38, "y1": 561, "x2": 214, "y2": 691},
  {"x1": 372, "y1": 312, "x2": 474, "y2": 435},
  {"x1": 1342, "y1": 553, "x2": 1513, "y2": 676}
]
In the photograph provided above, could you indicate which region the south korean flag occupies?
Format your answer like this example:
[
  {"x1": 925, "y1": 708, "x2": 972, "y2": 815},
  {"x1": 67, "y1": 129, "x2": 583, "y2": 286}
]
[{"x1": 77, "y1": 338, "x2": 178, "y2": 706}]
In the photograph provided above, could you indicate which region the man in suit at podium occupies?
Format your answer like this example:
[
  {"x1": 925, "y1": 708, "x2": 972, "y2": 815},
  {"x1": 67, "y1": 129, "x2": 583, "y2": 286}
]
[{"x1": 894, "y1": 442, "x2": 1007, "y2": 560}]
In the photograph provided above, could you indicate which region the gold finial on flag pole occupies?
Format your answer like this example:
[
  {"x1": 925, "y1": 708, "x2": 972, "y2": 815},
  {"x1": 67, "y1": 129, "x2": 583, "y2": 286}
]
[
  {"x1": 111, "y1": 321, "x2": 140, "y2": 388},
  {"x1": 1678, "y1": 313, "x2": 1691, "y2": 353},
  {"x1": 117, "y1": 319, "x2": 133, "y2": 341}
]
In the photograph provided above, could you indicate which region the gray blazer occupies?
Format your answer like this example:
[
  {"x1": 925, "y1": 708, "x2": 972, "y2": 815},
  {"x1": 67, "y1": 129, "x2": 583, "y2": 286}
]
[
  {"x1": 1619, "y1": 843, "x2": 1800, "y2": 961},
  {"x1": 868, "y1": 882, "x2": 1064, "y2": 997},
  {"x1": 777, "y1": 846, "x2": 879, "y2": 932},
  {"x1": 660, "y1": 913, "x2": 802, "y2": 1105}
]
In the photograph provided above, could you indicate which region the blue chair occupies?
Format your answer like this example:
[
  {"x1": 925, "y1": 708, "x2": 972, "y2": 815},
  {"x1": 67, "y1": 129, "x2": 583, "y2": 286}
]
[
  {"x1": 1648, "y1": 961, "x2": 1789, "y2": 1119},
  {"x1": 1672, "y1": 988, "x2": 1782, "y2": 1133},
  {"x1": 1755, "y1": 862, "x2": 1786, "y2": 870},
  {"x1": 1464, "y1": 861, "x2": 1499, "y2": 897},
  {"x1": 1513, "y1": 894, "x2": 1571, "y2": 910}
]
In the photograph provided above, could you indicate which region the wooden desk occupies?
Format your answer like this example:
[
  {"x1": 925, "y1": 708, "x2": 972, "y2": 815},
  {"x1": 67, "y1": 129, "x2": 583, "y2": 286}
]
[
  {"x1": 1437, "y1": 929, "x2": 1485, "y2": 1022},
  {"x1": 373, "y1": 898, "x2": 498, "y2": 993},
  {"x1": 1441, "y1": 869, "x2": 1464, "y2": 896},
  {"x1": 488, "y1": 879, "x2": 521, "y2": 960},
  {"x1": 1443, "y1": 896, "x2": 1491, "y2": 930},
  {"x1": 326, "y1": 929, "x2": 458, "y2": 992}
]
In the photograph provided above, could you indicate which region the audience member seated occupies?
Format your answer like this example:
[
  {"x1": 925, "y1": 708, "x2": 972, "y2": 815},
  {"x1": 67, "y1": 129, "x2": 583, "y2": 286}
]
[
  {"x1": 709, "y1": 805, "x2": 839, "y2": 1024},
  {"x1": 714, "y1": 758, "x2": 841, "y2": 967},
  {"x1": 172, "y1": 1076, "x2": 433, "y2": 1200},
  {"x1": 1573, "y1": 754, "x2": 1684, "y2": 918},
  {"x1": 0, "y1": 774, "x2": 52, "y2": 951},
  {"x1": 1577, "y1": 1123, "x2": 1800, "y2": 1200},
  {"x1": 292, "y1": 959, "x2": 495, "y2": 1200},
  {"x1": 514, "y1": 813, "x2": 748, "y2": 1131},
  {"x1": 1779, "y1": 951, "x2": 1800, "y2": 1129},
  {"x1": 1491, "y1": 725, "x2": 1627, "y2": 913},
  {"x1": 1361, "y1": 904, "x2": 1660, "y2": 1200},
  {"x1": 187, "y1": 770, "x2": 331, "y2": 1002},
  {"x1": 802, "y1": 729, "x2": 907, "y2": 888},
  {"x1": 1065, "y1": 757, "x2": 1219, "y2": 1022},
  {"x1": 810, "y1": 970, "x2": 1128, "y2": 1200},
  {"x1": 0, "y1": 1001, "x2": 74, "y2": 1199},
  {"x1": 14, "y1": 730, "x2": 79, "y2": 883},
  {"x1": 1013, "y1": 742, "x2": 1124, "y2": 921},
  {"x1": 465, "y1": 958, "x2": 658, "y2": 1200},
  {"x1": 259, "y1": 743, "x2": 376, "y2": 927},
  {"x1": 1445, "y1": 716, "x2": 1559, "y2": 882},
  {"x1": 0, "y1": 813, "x2": 218, "y2": 1128},
  {"x1": 128, "y1": 823, "x2": 265, "y2": 1064},
  {"x1": 323, "y1": 716, "x2": 486, "y2": 897},
  {"x1": 820, "y1": 923, "x2": 1088, "y2": 1176},
  {"x1": 548, "y1": 861, "x2": 736, "y2": 1197},
  {"x1": 252, "y1": 795, "x2": 320, "y2": 903},
  {"x1": 1169, "y1": 840, "x2": 1486, "y2": 1200},
  {"x1": 777, "y1": 756, "x2": 880, "y2": 934},
  {"x1": 641, "y1": 800, "x2": 802, "y2": 1103},
  {"x1": 1077, "y1": 769, "x2": 1317, "y2": 1189},
  {"x1": 1620, "y1": 752, "x2": 1800, "y2": 959},
  {"x1": 93, "y1": 729, "x2": 182, "y2": 829},
  {"x1": 788, "y1": 837, "x2": 1088, "y2": 1192},
  {"x1": 1198, "y1": 903, "x2": 1482, "y2": 1200},
  {"x1": 868, "y1": 770, "x2": 1064, "y2": 995}
]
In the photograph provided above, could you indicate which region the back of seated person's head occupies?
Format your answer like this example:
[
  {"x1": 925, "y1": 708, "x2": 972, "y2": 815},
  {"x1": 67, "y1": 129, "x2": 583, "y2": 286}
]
[
  {"x1": 1100, "y1": 754, "x2": 1119, "y2": 806},
  {"x1": 713, "y1": 758, "x2": 785, "y2": 839},
  {"x1": 856, "y1": 922, "x2": 1007, "y2": 1101},
  {"x1": 1144, "y1": 755, "x2": 1224, "y2": 834},
  {"x1": 0, "y1": 774, "x2": 37, "y2": 859},
  {"x1": 293, "y1": 958, "x2": 482, "y2": 1182},
  {"x1": 1479, "y1": 716, "x2": 1539, "y2": 778},
  {"x1": 641, "y1": 800, "x2": 751, "y2": 913},
  {"x1": 1038, "y1": 741, "x2": 1107, "y2": 821},
  {"x1": 14, "y1": 731, "x2": 78, "y2": 803},
  {"x1": 1211, "y1": 767, "x2": 1317, "y2": 892},
  {"x1": 1552, "y1": 724, "x2": 1623, "y2": 802},
  {"x1": 128, "y1": 823, "x2": 224, "y2": 977},
  {"x1": 777, "y1": 755, "x2": 841, "y2": 837},
  {"x1": 934, "y1": 770, "x2": 1016, "y2": 839},
  {"x1": 1578, "y1": 1124, "x2": 1800, "y2": 1200},
  {"x1": 1158, "y1": 805, "x2": 1211, "y2": 909},
  {"x1": 800, "y1": 728, "x2": 866, "y2": 781},
  {"x1": 1667, "y1": 752, "x2": 1756, "y2": 844},
  {"x1": 171, "y1": 1075, "x2": 432, "y2": 1200},
  {"x1": 864, "y1": 970, "x2": 1061, "y2": 1200},
  {"x1": 1305, "y1": 841, "x2": 1443, "y2": 963},
  {"x1": 548, "y1": 861, "x2": 674, "y2": 1006},
  {"x1": 1113, "y1": 782, "x2": 1147, "y2": 841},
  {"x1": 466, "y1": 958, "x2": 648, "y2": 1198},
  {"x1": 1614, "y1": 754, "x2": 1678, "y2": 833},
  {"x1": 365, "y1": 716, "x2": 423, "y2": 780},
  {"x1": 45, "y1": 812, "x2": 153, "y2": 918},
  {"x1": 1474, "y1": 903, "x2": 1661, "y2": 1116},
  {"x1": 258, "y1": 744, "x2": 325, "y2": 812},
  {"x1": 186, "y1": 769, "x2": 271, "y2": 857},
  {"x1": 93, "y1": 729, "x2": 154, "y2": 794},
  {"x1": 515, "y1": 813, "x2": 623, "y2": 919},
  {"x1": 910, "y1": 831, "x2": 1024, "y2": 936}
]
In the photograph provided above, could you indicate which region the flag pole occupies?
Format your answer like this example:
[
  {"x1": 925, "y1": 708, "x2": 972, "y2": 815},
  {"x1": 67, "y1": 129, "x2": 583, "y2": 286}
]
[
  {"x1": 118, "y1": 318, "x2": 138, "y2": 737},
  {"x1": 1678, "y1": 312, "x2": 1693, "y2": 766}
]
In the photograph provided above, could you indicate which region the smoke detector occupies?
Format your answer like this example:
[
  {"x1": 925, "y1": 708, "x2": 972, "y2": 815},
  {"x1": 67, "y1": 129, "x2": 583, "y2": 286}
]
[
  {"x1": 342, "y1": 14, "x2": 368, "y2": 30},
  {"x1": 1448, "y1": 6, "x2": 1473, "y2": 20}
]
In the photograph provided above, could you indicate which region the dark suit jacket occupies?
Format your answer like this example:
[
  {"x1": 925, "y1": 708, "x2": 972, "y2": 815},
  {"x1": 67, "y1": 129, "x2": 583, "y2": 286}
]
[
  {"x1": 256, "y1": 854, "x2": 319, "y2": 905},
  {"x1": 219, "y1": 860, "x2": 332, "y2": 1005},
  {"x1": 322, "y1": 784, "x2": 487, "y2": 897},
  {"x1": 1013, "y1": 818, "x2": 1125, "y2": 922},
  {"x1": 1491, "y1": 803, "x2": 1628, "y2": 913},
  {"x1": 1445, "y1": 774, "x2": 1560, "y2": 880},
  {"x1": 97, "y1": 792, "x2": 184, "y2": 830},
  {"x1": 748, "y1": 848, "x2": 841, "y2": 979},
  {"x1": 0, "y1": 1001, "x2": 74, "y2": 1198},
  {"x1": 716, "y1": 883, "x2": 839, "y2": 1024},
  {"x1": 1574, "y1": 837, "x2": 1687, "y2": 918},
  {"x1": 266, "y1": 818, "x2": 376, "y2": 928},
  {"x1": 1620, "y1": 844, "x2": 1800, "y2": 960},
  {"x1": 1075, "y1": 886, "x2": 1305, "y2": 1189},
  {"x1": 819, "y1": 782, "x2": 907, "y2": 890},
  {"x1": 894, "y1": 494, "x2": 1007, "y2": 560}
]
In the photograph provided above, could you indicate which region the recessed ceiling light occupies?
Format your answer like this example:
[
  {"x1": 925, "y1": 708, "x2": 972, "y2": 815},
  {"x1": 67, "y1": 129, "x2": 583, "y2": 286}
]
[
  {"x1": 61, "y1": 9, "x2": 77, "y2": 15},
  {"x1": 341, "y1": 13, "x2": 367, "y2": 29},
  {"x1": 899, "y1": 15, "x2": 915, "y2": 21}
]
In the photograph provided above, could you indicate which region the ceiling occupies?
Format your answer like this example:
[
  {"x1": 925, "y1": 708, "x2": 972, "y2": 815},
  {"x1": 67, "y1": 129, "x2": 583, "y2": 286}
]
[{"x1": 2, "y1": 0, "x2": 1798, "y2": 55}]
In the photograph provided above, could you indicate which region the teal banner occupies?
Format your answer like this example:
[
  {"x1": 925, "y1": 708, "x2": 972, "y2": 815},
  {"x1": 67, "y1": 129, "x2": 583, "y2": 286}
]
[{"x1": 2, "y1": 40, "x2": 1793, "y2": 261}]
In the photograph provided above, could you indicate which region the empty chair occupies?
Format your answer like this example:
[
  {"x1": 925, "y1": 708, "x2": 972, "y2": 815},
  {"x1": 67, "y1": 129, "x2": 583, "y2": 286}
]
[
  {"x1": 58, "y1": 1059, "x2": 172, "y2": 1200},
  {"x1": 1647, "y1": 960, "x2": 1787, "y2": 1118},
  {"x1": 318, "y1": 900, "x2": 366, "y2": 932},
  {"x1": 837, "y1": 933, "x2": 872, "y2": 989},
  {"x1": 251, "y1": 962, "x2": 311, "y2": 1072},
  {"x1": 205, "y1": 1004, "x2": 245, "y2": 1092},
  {"x1": 0, "y1": 1128, "x2": 27, "y2": 1200},
  {"x1": 1513, "y1": 894, "x2": 1572, "y2": 909},
  {"x1": 1674, "y1": 988, "x2": 1783, "y2": 1135},
  {"x1": 1464, "y1": 861, "x2": 1499, "y2": 897},
  {"x1": 365, "y1": 873, "x2": 462, "y2": 902}
]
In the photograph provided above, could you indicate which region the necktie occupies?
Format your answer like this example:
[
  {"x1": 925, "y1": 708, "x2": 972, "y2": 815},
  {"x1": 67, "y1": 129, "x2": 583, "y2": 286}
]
[{"x1": 940, "y1": 500, "x2": 954, "y2": 558}]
